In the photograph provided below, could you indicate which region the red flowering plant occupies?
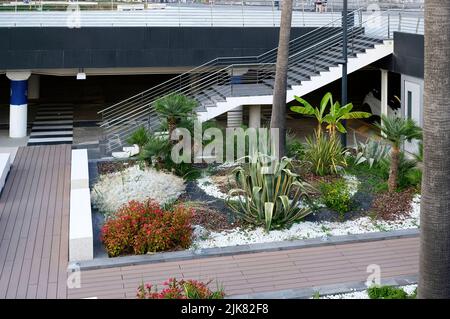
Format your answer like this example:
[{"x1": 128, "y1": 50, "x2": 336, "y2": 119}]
[
  {"x1": 101, "y1": 200, "x2": 194, "y2": 257},
  {"x1": 136, "y1": 278, "x2": 225, "y2": 299}
]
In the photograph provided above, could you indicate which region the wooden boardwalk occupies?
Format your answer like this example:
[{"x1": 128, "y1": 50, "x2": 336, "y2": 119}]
[
  {"x1": 0, "y1": 145, "x2": 420, "y2": 299},
  {"x1": 69, "y1": 237, "x2": 419, "y2": 299},
  {"x1": 0, "y1": 145, "x2": 71, "y2": 299}
]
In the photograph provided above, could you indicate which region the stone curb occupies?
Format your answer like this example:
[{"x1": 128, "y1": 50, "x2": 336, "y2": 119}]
[
  {"x1": 70, "y1": 228, "x2": 419, "y2": 271},
  {"x1": 227, "y1": 274, "x2": 419, "y2": 299}
]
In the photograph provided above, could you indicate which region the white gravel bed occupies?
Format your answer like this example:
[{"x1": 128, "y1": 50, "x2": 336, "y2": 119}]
[
  {"x1": 319, "y1": 284, "x2": 417, "y2": 299},
  {"x1": 91, "y1": 165, "x2": 185, "y2": 217},
  {"x1": 193, "y1": 173, "x2": 419, "y2": 249},
  {"x1": 192, "y1": 194, "x2": 420, "y2": 249}
]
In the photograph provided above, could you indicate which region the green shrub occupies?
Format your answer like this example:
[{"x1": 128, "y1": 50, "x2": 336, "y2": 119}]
[
  {"x1": 140, "y1": 133, "x2": 171, "y2": 166},
  {"x1": 367, "y1": 285, "x2": 410, "y2": 299},
  {"x1": 226, "y1": 153, "x2": 313, "y2": 231},
  {"x1": 139, "y1": 131, "x2": 201, "y2": 181},
  {"x1": 286, "y1": 133, "x2": 305, "y2": 160},
  {"x1": 304, "y1": 130, "x2": 347, "y2": 176},
  {"x1": 378, "y1": 153, "x2": 421, "y2": 190},
  {"x1": 126, "y1": 126, "x2": 150, "y2": 149},
  {"x1": 320, "y1": 179, "x2": 352, "y2": 219}
]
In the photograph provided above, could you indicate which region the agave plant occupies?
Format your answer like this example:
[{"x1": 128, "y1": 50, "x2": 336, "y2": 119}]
[
  {"x1": 354, "y1": 134, "x2": 391, "y2": 168},
  {"x1": 225, "y1": 153, "x2": 312, "y2": 231}
]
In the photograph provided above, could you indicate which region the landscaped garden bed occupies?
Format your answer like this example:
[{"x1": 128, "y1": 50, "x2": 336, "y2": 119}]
[
  {"x1": 89, "y1": 92, "x2": 423, "y2": 259},
  {"x1": 316, "y1": 284, "x2": 418, "y2": 299}
]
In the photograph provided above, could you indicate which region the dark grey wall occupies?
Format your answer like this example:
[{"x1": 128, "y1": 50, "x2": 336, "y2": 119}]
[
  {"x1": 0, "y1": 27, "x2": 317, "y2": 69},
  {"x1": 374, "y1": 32, "x2": 424, "y2": 79}
]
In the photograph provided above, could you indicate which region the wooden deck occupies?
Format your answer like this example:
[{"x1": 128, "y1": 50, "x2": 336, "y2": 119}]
[
  {"x1": 0, "y1": 145, "x2": 71, "y2": 299},
  {"x1": 0, "y1": 145, "x2": 420, "y2": 299},
  {"x1": 69, "y1": 237, "x2": 419, "y2": 299}
]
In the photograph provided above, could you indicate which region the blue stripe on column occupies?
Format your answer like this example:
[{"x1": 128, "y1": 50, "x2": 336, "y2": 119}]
[{"x1": 10, "y1": 80, "x2": 28, "y2": 106}]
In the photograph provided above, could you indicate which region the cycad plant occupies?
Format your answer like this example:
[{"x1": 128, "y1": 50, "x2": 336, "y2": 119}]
[
  {"x1": 126, "y1": 126, "x2": 150, "y2": 149},
  {"x1": 226, "y1": 153, "x2": 312, "y2": 231},
  {"x1": 375, "y1": 115, "x2": 422, "y2": 192},
  {"x1": 153, "y1": 94, "x2": 198, "y2": 138}
]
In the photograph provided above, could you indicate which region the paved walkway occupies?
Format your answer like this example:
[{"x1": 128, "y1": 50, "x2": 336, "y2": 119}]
[
  {"x1": 0, "y1": 145, "x2": 71, "y2": 298},
  {"x1": 69, "y1": 237, "x2": 419, "y2": 299}
]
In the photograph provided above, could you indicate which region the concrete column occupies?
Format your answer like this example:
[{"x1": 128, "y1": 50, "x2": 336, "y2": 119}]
[
  {"x1": 381, "y1": 69, "x2": 388, "y2": 118},
  {"x1": 28, "y1": 74, "x2": 40, "y2": 100},
  {"x1": 248, "y1": 105, "x2": 261, "y2": 128},
  {"x1": 6, "y1": 71, "x2": 31, "y2": 138},
  {"x1": 227, "y1": 105, "x2": 243, "y2": 128}
]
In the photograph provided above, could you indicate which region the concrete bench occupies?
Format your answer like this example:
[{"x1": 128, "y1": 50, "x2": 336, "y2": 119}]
[
  {"x1": 0, "y1": 153, "x2": 11, "y2": 194},
  {"x1": 69, "y1": 149, "x2": 93, "y2": 261}
]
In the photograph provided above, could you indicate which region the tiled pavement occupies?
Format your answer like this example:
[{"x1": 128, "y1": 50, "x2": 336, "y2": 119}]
[{"x1": 69, "y1": 237, "x2": 419, "y2": 299}]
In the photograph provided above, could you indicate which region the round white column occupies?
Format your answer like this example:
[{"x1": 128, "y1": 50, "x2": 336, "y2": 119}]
[
  {"x1": 6, "y1": 71, "x2": 31, "y2": 138},
  {"x1": 248, "y1": 105, "x2": 261, "y2": 128}
]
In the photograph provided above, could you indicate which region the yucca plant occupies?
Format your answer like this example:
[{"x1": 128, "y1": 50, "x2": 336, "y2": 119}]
[
  {"x1": 304, "y1": 130, "x2": 347, "y2": 176},
  {"x1": 225, "y1": 153, "x2": 312, "y2": 231}
]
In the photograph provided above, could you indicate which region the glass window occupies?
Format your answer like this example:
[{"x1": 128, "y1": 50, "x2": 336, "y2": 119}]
[{"x1": 407, "y1": 91, "x2": 412, "y2": 119}]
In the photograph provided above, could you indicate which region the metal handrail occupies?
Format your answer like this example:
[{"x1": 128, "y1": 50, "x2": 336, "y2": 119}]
[
  {"x1": 101, "y1": 7, "x2": 424, "y2": 152},
  {"x1": 99, "y1": 9, "x2": 350, "y2": 119}
]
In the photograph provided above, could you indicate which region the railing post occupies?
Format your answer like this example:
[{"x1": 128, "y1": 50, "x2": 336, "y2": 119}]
[
  {"x1": 388, "y1": 12, "x2": 391, "y2": 39},
  {"x1": 416, "y1": 16, "x2": 421, "y2": 34},
  {"x1": 210, "y1": 0, "x2": 214, "y2": 27},
  {"x1": 241, "y1": 0, "x2": 245, "y2": 27},
  {"x1": 398, "y1": 12, "x2": 402, "y2": 32},
  {"x1": 178, "y1": 0, "x2": 181, "y2": 27},
  {"x1": 271, "y1": 0, "x2": 275, "y2": 27}
]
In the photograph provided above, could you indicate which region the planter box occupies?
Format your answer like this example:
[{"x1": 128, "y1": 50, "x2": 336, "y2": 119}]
[{"x1": 69, "y1": 149, "x2": 93, "y2": 261}]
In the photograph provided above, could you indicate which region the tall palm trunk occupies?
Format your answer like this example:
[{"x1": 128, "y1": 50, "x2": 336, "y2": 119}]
[
  {"x1": 419, "y1": 0, "x2": 450, "y2": 298},
  {"x1": 270, "y1": 0, "x2": 293, "y2": 158},
  {"x1": 388, "y1": 146, "x2": 399, "y2": 193}
]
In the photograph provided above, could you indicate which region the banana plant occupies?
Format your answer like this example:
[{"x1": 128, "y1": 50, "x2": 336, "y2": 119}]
[
  {"x1": 290, "y1": 92, "x2": 332, "y2": 137},
  {"x1": 323, "y1": 96, "x2": 372, "y2": 138},
  {"x1": 225, "y1": 153, "x2": 312, "y2": 231}
]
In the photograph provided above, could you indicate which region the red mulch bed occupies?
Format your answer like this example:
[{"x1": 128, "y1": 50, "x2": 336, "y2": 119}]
[
  {"x1": 370, "y1": 188, "x2": 415, "y2": 221},
  {"x1": 189, "y1": 203, "x2": 241, "y2": 231},
  {"x1": 97, "y1": 160, "x2": 138, "y2": 175}
]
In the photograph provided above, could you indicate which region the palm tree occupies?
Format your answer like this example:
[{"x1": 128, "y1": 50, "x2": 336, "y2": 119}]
[
  {"x1": 375, "y1": 115, "x2": 422, "y2": 193},
  {"x1": 291, "y1": 92, "x2": 331, "y2": 137},
  {"x1": 153, "y1": 93, "x2": 198, "y2": 139},
  {"x1": 270, "y1": 0, "x2": 293, "y2": 158},
  {"x1": 419, "y1": 0, "x2": 450, "y2": 299}
]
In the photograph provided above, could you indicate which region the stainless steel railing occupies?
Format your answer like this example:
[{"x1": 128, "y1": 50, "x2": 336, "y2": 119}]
[
  {"x1": 98, "y1": 7, "x2": 424, "y2": 152},
  {"x1": 0, "y1": 0, "x2": 423, "y2": 27}
]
